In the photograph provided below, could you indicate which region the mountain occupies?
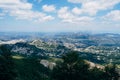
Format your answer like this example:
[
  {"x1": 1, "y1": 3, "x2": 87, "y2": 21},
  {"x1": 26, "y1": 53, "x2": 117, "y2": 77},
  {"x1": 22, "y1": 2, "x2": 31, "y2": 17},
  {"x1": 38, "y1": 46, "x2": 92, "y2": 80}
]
[
  {"x1": 0, "y1": 39, "x2": 70, "y2": 57},
  {"x1": 0, "y1": 32, "x2": 120, "y2": 64},
  {"x1": 30, "y1": 40, "x2": 71, "y2": 56}
]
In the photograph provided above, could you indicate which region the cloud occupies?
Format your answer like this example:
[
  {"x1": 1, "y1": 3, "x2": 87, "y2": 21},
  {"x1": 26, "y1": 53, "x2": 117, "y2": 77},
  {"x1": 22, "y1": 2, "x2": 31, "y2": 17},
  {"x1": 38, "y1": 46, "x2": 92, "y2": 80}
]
[
  {"x1": 0, "y1": 0, "x2": 54, "y2": 22},
  {"x1": 36, "y1": 15, "x2": 54, "y2": 23},
  {"x1": 58, "y1": 7, "x2": 75, "y2": 23},
  {"x1": 34, "y1": 0, "x2": 42, "y2": 3},
  {"x1": 72, "y1": 7, "x2": 83, "y2": 15},
  {"x1": 68, "y1": 0, "x2": 86, "y2": 3},
  {"x1": 58, "y1": 7, "x2": 94, "y2": 23},
  {"x1": 69, "y1": 0, "x2": 120, "y2": 16},
  {"x1": 42, "y1": 5, "x2": 56, "y2": 12},
  {"x1": 103, "y1": 10, "x2": 120, "y2": 21},
  {"x1": 0, "y1": 13, "x2": 5, "y2": 16},
  {"x1": 0, "y1": 0, "x2": 32, "y2": 10}
]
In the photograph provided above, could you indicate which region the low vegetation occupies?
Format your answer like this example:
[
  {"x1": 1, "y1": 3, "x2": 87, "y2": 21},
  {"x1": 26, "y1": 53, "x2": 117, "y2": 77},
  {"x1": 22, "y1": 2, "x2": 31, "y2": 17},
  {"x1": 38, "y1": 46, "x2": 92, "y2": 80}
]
[{"x1": 0, "y1": 45, "x2": 119, "y2": 80}]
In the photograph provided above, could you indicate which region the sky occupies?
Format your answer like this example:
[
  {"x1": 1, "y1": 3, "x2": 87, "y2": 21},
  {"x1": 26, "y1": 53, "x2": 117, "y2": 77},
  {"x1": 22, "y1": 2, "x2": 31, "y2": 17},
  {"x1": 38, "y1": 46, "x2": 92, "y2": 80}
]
[{"x1": 0, "y1": 0, "x2": 120, "y2": 33}]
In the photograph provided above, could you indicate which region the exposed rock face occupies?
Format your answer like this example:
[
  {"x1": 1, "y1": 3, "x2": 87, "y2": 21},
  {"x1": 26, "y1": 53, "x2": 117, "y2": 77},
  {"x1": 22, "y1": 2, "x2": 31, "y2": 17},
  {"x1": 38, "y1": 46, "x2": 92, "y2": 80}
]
[
  {"x1": 40, "y1": 60, "x2": 56, "y2": 70},
  {"x1": 0, "y1": 39, "x2": 26, "y2": 45},
  {"x1": 86, "y1": 61, "x2": 104, "y2": 69}
]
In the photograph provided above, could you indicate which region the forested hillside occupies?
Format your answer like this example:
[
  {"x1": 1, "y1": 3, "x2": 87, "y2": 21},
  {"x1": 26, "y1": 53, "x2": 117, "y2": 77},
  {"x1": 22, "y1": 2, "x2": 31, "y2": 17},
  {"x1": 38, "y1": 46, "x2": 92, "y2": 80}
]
[{"x1": 0, "y1": 45, "x2": 119, "y2": 80}]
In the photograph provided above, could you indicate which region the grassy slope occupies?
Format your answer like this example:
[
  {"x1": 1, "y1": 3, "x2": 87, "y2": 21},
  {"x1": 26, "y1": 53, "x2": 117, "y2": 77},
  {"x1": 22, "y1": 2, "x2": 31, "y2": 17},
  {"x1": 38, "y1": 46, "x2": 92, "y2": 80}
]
[{"x1": 12, "y1": 55, "x2": 50, "y2": 80}]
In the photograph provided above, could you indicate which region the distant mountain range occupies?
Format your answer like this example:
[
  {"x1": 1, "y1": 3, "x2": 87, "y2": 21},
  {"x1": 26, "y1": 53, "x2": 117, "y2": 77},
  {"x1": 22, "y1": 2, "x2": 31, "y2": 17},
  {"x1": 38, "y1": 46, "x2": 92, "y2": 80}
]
[{"x1": 0, "y1": 32, "x2": 120, "y2": 64}]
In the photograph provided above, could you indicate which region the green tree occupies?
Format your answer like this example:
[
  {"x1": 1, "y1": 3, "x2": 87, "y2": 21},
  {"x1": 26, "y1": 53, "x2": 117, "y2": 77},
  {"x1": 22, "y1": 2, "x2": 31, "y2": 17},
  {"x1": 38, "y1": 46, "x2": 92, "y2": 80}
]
[
  {"x1": 89, "y1": 67, "x2": 106, "y2": 80},
  {"x1": 51, "y1": 51, "x2": 90, "y2": 80},
  {"x1": 104, "y1": 64, "x2": 119, "y2": 80},
  {"x1": 15, "y1": 57, "x2": 50, "y2": 80},
  {"x1": 0, "y1": 45, "x2": 17, "y2": 80}
]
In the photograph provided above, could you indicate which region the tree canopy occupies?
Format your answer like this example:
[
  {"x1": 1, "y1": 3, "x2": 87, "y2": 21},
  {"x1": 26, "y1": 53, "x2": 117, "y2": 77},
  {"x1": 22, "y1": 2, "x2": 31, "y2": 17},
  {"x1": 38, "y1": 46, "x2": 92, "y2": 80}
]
[{"x1": 51, "y1": 51, "x2": 119, "y2": 80}]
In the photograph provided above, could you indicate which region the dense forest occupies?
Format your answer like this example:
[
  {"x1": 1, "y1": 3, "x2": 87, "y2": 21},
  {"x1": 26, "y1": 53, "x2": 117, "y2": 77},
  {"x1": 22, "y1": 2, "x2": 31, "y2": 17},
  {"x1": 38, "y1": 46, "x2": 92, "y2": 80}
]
[{"x1": 0, "y1": 45, "x2": 119, "y2": 80}]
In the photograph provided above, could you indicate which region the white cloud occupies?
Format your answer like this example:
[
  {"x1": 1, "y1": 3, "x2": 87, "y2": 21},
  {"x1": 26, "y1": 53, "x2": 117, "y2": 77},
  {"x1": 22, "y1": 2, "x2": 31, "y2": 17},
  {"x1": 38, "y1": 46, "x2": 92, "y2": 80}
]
[
  {"x1": 58, "y1": 7, "x2": 76, "y2": 23},
  {"x1": 0, "y1": 0, "x2": 32, "y2": 10},
  {"x1": 69, "y1": 0, "x2": 120, "y2": 16},
  {"x1": 42, "y1": 15, "x2": 54, "y2": 21},
  {"x1": 34, "y1": 0, "x2": 42, "y2": 3},
  {"x1": 103, "y1": 10, "x2": 120, "y2": 21},
  {"x1": 42, "y1": 5, "x2": 56, "y2": 12},
  {"x1": 36, "y1": 15, "x2": 54, "y2": 23},
  {"x1": 0, "y1": 13, "x2": 5, "y2": 16},
  {"x1": 72, "y1": 7, "x2": 83, "y2": 15},
  {"x1": 68, "y1": 0, "x2": 85, "y2": 3},
  {"x1": 58, "y1": 7, "x2": 94, "y2": 23},
  {"x1": 9, "y1": 9, "x2": 54, "y2": 22},
  {"x1": 0, "y1": 0, "x2": 54, "y2": 22}
]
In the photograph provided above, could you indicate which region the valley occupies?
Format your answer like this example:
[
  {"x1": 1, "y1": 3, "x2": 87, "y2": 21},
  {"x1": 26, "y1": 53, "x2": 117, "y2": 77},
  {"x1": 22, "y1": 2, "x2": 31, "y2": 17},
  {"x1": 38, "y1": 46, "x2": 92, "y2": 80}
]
[
  {"x1": 0, "y1": 32, "x2": 120, "y2": 65},
  {"x1": 0, "y1": 32, "x2": 120, "y2": 80}
]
